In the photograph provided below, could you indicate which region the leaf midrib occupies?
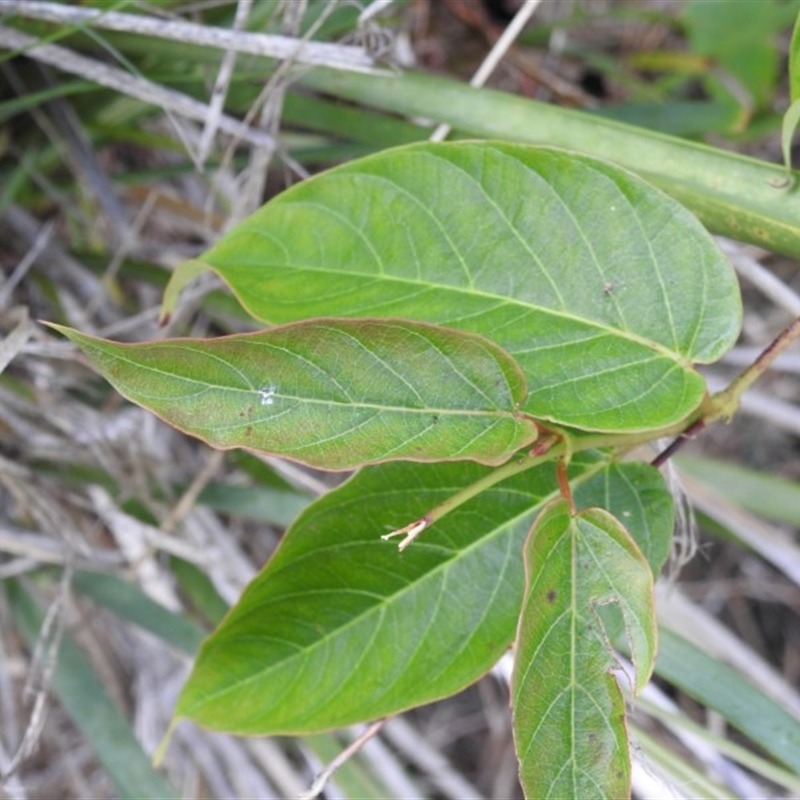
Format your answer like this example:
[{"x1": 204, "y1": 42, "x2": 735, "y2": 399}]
[
  {"x1": 95, "y1": 344, "x2": 526, "y2": 419},
  {"x1": 229, "y1": 254, "x2": 695, "y2": 366}
]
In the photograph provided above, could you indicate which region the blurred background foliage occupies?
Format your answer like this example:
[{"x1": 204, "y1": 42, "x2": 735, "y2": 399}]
[{"x1": 1, "y1": 1, "x2": 800, "y2": 798}]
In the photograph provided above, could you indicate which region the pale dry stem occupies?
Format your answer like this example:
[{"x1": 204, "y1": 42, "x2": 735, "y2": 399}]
[{"x1": 381, "y1": 516, "x2": 430, "y2": 551}]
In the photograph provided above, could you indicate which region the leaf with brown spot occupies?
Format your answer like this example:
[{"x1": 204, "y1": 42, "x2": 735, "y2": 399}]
[{"x1": 512, "y1": 499, "x2": 657, "y2": 799}]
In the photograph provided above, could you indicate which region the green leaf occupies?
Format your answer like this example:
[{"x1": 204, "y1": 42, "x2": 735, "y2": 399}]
[
  {"x1": 782, "y1": 97, "x2": 800, "y2": 174},
  {"x1": 174, "y1": 457, "x2": 658, "y2": 736},
  {"x1": 49, "y1": 318, "x2": 537, "y2": 471},
  {"x1": 573, "y1": 461, "x2": 673, "y2": 577},
  {"x1": 170, "y1": 142, "x2": 740, "y2": 434},
  {"x1": 174, "y1": 459, "x2": 567, "y2": 734},
  {"x1": 512, "y1": 500, "x2": 657, "y2": 800}
]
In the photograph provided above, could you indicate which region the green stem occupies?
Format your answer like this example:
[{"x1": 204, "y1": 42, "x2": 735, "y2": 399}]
[
  {"x1": 383, "y1": 443, "x2": 567, "y2": 549},
  {"x1": 709, "y1": 313, "x2": 800, "y2": 420},
  {"x1": 386, "y1": 311, "x2": 800, "y2": 549},
  {"x1": 382, "y1": 432, "x2": 638, "y2": 549},
  {"x1": 651, "y1": 313, "x2": 800, "y2": 465}
]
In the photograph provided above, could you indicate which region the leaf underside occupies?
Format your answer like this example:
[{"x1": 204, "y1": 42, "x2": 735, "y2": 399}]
[
  {"x1": 51, "y1": 318, "x2": 537, "y2": 470},
  {"x1": 512, "y1": 500, "x2": 657, "y2": 800},
  {"x1": 167, "y1": 141, "x2": 741, "y2": 433}
]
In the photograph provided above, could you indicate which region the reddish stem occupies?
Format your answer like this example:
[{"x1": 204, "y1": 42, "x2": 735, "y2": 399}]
[
  {"x1": 556, "y1": 459, "x2": 576, "y2": 514},
  {"x1": 650, "y1": 418, "x2": 706, "y2": 468}
]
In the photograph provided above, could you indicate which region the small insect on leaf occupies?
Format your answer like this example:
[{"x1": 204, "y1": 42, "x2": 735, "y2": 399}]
[{"x1": 258, "y1": 385, "x2": 278, "y2": 406}]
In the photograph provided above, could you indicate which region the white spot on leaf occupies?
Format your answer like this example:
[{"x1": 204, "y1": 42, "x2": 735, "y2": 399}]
[{"x1": 258, "y1": 385, "x2": 278, "y2": 406}]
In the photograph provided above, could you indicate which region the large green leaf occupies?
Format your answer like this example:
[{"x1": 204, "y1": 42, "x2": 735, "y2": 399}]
[
  {"x1": 173, "y1": 457, "x2": 664, "y2": 736},
  {"x1": 166, "y1": 142, "x2": 741, "y2": 434},
  {"x1": 174, "y1": 458, "x2": 572, "y2": 735},
  {"x1": 50, "y1": 318, "x2": 537, "y2": 470},
  {"x1": 512, "y1": 500, "x2": 657, "y2": 800}
]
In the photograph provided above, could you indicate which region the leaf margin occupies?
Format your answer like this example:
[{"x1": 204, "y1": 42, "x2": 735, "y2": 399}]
[{"x1": 46, "y1": 317, "x2": 540, "y2": 471}]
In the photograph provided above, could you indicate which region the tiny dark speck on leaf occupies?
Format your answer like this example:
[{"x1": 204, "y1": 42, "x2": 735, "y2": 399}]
[
  {"x1": 431, "y1": 414, "x2": 439, "y2": 425},
  {"x1": 244, "y1": 426, "x2": 253, "y2": 437},
  {"x1": 546, "y1": 589, "x2": 557, "y2": 603},
  {"x1": 587, "y1": 732, "x2": 597, "y2": 742}
]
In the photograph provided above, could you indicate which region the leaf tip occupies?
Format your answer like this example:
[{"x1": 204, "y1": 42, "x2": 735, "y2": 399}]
[
  {"x1": 160, "y1": 258, "x2": 214, "y2": 326},
  {"x1": 40, "y1": 320, "x2": 74, "y2": 340},
  {"x1": 152, "y1": 718, "x2": 178, "y2": 767}
]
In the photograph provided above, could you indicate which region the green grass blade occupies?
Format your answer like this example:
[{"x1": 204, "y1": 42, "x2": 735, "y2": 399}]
[
  {"x1": 299, "y1": 68, "x2": 800, "y2": 259},
  {"x1": 657, "y1": 627, "x2": 800, "y2": 774},
  {"x1": 637, "y1": 699, "x2": 800, "y2": 794},
  {"x1": 71, "y1": 570, "x2": 205, "y2": 655},
  {"x1": 782, "y1": 97, "x2": 800, "y2": 173},
  {"x1": 677, "y1": 454, "x2": 800, "y2": 526},
  {"x1": 6, "y1": 579, "x2": 179, "y2": 800},
  {"x1": 631, "y1": 726, "x2": 734, "y2": 800},
  {"x1": 198, "y1": 481, "x2": 311, "y2": 528}
]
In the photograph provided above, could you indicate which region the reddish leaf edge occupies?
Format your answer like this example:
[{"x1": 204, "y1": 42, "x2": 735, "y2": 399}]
[
  {"x1": 44, "y1": 317, "x2": 540, "y2": 472},
  {"x1": 512, "y1": 499, "x2": 658, "y2": 799}
]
